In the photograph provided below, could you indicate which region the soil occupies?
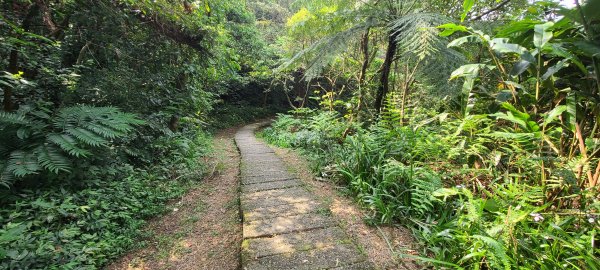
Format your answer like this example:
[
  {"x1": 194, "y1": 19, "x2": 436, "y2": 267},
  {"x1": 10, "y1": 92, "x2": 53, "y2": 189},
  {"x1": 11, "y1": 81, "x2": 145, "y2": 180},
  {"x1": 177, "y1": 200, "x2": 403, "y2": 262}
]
[
  {"x1": 108, "y1": 124, "x2": 419, "y2": 270},
  {"x1": 107, "y1": 127, "x2": 242, "y2": 270},
  {"x1": 269, "y1": 146, "x2": 420, "y2": 270}
]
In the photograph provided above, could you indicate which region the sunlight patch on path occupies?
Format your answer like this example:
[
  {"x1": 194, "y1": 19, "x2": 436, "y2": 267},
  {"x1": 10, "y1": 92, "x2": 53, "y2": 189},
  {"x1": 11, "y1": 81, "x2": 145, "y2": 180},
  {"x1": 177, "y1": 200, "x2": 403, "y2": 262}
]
[{"x1": 235, "y1": 123, "x2": 372, "y2": 270}]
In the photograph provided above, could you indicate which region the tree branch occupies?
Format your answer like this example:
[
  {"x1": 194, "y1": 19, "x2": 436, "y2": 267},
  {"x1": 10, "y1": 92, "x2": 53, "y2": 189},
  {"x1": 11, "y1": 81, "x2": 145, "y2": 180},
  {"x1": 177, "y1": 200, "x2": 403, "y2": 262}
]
[{"x1": 471, "y1": 0, "x2": 511, "y2": 21}]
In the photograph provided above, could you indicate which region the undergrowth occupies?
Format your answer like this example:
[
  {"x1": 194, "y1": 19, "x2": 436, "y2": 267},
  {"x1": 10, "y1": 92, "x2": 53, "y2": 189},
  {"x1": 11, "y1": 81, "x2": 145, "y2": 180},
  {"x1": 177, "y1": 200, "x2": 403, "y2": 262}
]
[{"x1": 261, "y1": 109, "x2": 600, "y2": 269}]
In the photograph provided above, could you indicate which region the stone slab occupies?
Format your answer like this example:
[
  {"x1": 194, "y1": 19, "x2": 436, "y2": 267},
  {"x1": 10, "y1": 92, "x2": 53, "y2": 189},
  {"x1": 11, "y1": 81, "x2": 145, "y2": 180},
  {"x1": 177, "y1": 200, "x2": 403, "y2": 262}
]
[
  {"x1": 241, "y1": 169, "x2": 291, "y2": 179},
  {"x1": 241, "y1": 175, "x2": 295, "y2": 185},
  {"x1": 242, "y1": 157, "x2": 283, "y2": 164},
  {"x1": 241, "y1": 161, "x2": 287, "y2": 170},
  {"x1": 239, "y1": 147, "x2": 274, "y2": 153},
  {"x1": 241, "y1": 188, "x2": 314, "y2": 211},
  {"x1": 243, "y1": 214, "x2": 335, "y2": 238},
  {"x1": 243, "y1": 226, "x2": 348, "y2": 258},
  {"x1": 244, "y1": 200, "x2": 323, "y2": 222},
  {"x1": 329, "y1": 261, "x2": 374, "y2": 269},
  {"x1": 243, "y1": 243, "x2": 366, "y2": 270},
  {"x1": 241, "y1": 186, "x2": 313, "y2": 201},
  {"x1": 242, "y1": 179, "x2": 302, "y2": 193}
]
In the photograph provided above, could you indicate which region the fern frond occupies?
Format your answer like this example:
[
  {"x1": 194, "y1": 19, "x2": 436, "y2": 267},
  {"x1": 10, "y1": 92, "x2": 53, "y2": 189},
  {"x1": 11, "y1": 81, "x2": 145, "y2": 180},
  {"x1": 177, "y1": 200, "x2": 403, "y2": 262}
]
[
  {"x1": 66, "y1": 128, "x2": 108, "y2": 147},
  {"x1": 84, "y1": 122, "x2": 126, "y2": 139},
  {"x1": 0, "y1": 111, "x2": 28, "y2": 125},
  {"x1": 6, "y1": 150, "x2": 40, "y2": 177},
  {"x1": 0, "y1": 168, "x2": 14, "y2": 188},
  {"x1": 389, "y1": 13, "x2": 466, "y2": 98},
  {"x1": 410, "y1": 167, "x2": 443, "y2": 218},
  {"x1": 390, "y1": 13, "x2": 449, "y2": 60},
  {"x1": 35, "y1": 145, "x2": 71, "y2": 174},
  {"x1": 47, "y1": 134, "x2": 91, "y2": 157},
  {"x1": 278, "y1": 18, "x2": 378, "y2": 81},
  {"x1": 471, "y1": 235, "x2": 512, "y2": 270},
  {"x1": 0, "y1": 104, "x2": 142, "y2": 186}
]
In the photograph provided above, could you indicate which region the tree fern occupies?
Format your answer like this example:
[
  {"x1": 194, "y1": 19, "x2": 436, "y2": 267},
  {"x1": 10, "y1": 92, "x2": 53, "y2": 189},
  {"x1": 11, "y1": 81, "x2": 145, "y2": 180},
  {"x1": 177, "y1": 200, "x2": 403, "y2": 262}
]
[
  {"x1": 0, "y1": 104, "x2": 143, "y2": 186},
  {"x1": 278, "y1": 19, "x2": 376, "y2": 81},
  {"x1": 390, "y1": 13, "x2": 449, "y2": 60},
  {"x1": 390, "y1": 13, "x2": 466, "y2": 96}
]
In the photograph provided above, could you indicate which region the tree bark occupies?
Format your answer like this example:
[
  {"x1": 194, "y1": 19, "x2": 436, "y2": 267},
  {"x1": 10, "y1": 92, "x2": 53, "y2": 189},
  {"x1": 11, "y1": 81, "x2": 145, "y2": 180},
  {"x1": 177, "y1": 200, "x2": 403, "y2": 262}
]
[
  {"x1": 35, "y1": 0, "x2": 59, "y2": 34},
  {"x1": 4, "y1": 50, "x2": 18, "y2": 112},
  {"x1": 358, "y1": 29, "x2": 370, "y2": 84},
  {"x1": 375, "y1": 31, "x2": 399, "y2": 116},
  {"x1": 4, "y1": 4, "x2": 37, "y2": 112}
]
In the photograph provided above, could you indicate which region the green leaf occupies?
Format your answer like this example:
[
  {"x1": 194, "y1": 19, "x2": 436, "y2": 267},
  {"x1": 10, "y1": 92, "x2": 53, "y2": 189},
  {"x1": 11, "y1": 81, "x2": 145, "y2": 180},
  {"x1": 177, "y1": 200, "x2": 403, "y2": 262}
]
[
  {"x1": 542, "y1": 59, "x2": 569, "y2": 80},
  {"x1": 542, "y1": 105, "x2": 567, "y2": 128},
  {"x1": 548, "y1": 43, "x2": 586, "y2": 72},
  {"x1": 490, "y1": 38, "x2": 527, "y2": 55},
  {"x1": 573, "y1": 40, "x2": 600, "y2": 58},
  {"x1": 36, "y1": 145, "x2": 71, "y2": 174},
  {"x1": 450, "y1": 64, "x2": 494, "y2": 80},
  {"x1": 565, "y1": 94, "x2": 577, "y2": 132},
  {"x1": 447, "y1": 34, "x2": 480, "y2": 47},
  {"x1": 6, "y1": 151, "x2": 40, "y2": 177},
  {"x1": 461, "y1": 0, "x2": 475, "y2": 22},
  {"x1": 47, "y1": 134, "x2": 90, "y2": 157},
  {"x1": 491, "y1": 111, "x2": 528, "y2": 130},
  {"x1": 437, "y1": 23, "x2": 468, "y2": 37},
  {"x1": 533, "y1": 22, "x2": 554, "y2": 49},
  {"x1": 510, "y1": 60, "x2": 531, "y2": 76},
  {"x1": 501, "y1": 102, "x2": 531, "y2": 121},
  {"x1": 66, "y1": 128, "x2": 108, "y2": 147},
  {"x1": 432, "y1": 188, "x2": 459, "y2": 199}
]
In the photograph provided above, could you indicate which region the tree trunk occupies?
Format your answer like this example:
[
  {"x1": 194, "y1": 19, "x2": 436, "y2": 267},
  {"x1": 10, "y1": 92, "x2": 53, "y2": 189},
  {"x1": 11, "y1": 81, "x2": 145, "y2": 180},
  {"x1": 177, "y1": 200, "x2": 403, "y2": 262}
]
[
  {"x1": 4, "y1": 50, "x2": 18, "y2": 112},
  {"x1": 375, "y1": 31, "x2": 398, "y2": 116},
  {"x1": 358, "y1": 29, "x2": 370, "y2": 84},
  {"x1": 4, "y1": 4, "x2": 36, "y2": 112}
]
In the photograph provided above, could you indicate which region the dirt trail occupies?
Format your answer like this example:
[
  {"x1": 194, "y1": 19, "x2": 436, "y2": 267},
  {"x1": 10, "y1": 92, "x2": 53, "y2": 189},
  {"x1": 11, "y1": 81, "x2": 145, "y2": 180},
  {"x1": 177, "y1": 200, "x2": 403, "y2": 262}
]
[
  {"x1": 109, "y1": 123, "x2": 416, "y2": 270},
  {"x1": 107, "y1": 127, "x2": 242, "y2": 270}
]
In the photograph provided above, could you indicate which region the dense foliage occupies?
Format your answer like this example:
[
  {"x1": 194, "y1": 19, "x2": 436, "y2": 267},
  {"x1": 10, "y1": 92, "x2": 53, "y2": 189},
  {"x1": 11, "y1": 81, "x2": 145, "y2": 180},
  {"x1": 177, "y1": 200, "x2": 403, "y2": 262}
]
[
  {"x1": 2, "y1": 0, "x2": 599, "y2": 268},
  {"x1": 0, "y1": 0, "x2": 281, "y2": 268},
  {"x1": 262, "y1": 0, "x2": 600, "y2": 268}
]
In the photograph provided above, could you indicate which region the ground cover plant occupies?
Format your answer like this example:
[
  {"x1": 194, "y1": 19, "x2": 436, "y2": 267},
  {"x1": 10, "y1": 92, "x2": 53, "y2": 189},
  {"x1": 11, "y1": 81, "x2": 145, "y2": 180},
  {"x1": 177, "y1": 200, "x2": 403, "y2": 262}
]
[
  {"x1": 261, "y1": 0, "x2": 600, "y2": 268},
  {"x1": 0, "y1": 0, "x2": 282, "y2": 268}
]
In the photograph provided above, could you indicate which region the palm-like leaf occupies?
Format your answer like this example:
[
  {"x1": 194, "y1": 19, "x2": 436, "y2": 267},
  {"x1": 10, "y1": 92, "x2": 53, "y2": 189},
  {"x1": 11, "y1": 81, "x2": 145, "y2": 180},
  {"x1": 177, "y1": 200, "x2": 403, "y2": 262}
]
[{"x1": 0, "y1": 105, "x2": 144, "y2": 185}]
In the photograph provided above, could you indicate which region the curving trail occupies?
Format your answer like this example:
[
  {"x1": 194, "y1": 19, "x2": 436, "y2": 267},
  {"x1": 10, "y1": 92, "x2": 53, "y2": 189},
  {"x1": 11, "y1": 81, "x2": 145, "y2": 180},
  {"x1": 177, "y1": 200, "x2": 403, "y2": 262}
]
[{"x1": 235, "y1": 123, "x2": 372, "y2": 270}]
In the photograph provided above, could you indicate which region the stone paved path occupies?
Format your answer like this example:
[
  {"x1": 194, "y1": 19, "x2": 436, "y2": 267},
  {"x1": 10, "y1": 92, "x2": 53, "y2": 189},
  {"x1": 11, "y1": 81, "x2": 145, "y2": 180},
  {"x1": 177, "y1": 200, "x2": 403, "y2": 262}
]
[{"x1": 235, "y1": 123, "x2": 372, "y2": 270}]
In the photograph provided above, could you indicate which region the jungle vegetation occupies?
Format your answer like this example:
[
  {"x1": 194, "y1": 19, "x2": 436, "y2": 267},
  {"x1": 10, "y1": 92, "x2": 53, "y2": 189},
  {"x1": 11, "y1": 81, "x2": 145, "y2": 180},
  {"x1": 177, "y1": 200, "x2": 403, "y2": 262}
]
[
  {"x1": 1, "y1": 0, "x2": 599, "y2": 269},
  {"x1": 261, "y1": 0, "x2": 600, "y2": 268},
  {"x1": 0, "y1": 0, "x2": 285, "y2": 268}
]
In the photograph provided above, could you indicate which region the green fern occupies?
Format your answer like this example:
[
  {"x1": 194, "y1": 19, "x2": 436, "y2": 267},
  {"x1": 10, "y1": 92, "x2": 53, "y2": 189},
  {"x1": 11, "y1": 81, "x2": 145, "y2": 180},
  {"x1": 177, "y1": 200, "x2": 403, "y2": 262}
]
[
  {"x1": 278, "y1": 19, "x2": 376, "y2": 81},
  {"x1": 390, "y1": 13, "x2": 449, "y2": 60},
  {"x1": 390, "y1": 13, "x2": 466, "y2": 95},
  {"x1": 6, "y1": 151, "x2": 40, "y2": 178},
  {"x1": 47, "y1": 134, "x2": 90, "y2": 157},
  {"x1": 35, "y1": 145, "x2": 72, "y2": 174},
  {"x1": 410, "y1": 167, "x2": 443, "y2": 218},
  {"x1": 0, "y1": 104, "x2": 144, "y2": 185},
  {"x1": 471, "y1": 235, "x2": 512, "y2": 270}
]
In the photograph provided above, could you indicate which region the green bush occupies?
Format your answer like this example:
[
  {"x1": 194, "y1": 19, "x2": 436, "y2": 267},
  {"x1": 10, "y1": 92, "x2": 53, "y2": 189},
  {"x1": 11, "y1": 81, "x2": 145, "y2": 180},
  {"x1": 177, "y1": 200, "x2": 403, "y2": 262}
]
[
  {"x1": 0, "y1": 172, "x2": 192, "y2": 269},
  {"x1": 262, "y1": 112, "x2": 600, "y2": 269},
  {"x1": 0, "y1": 103, "x2": 144, "y2": 187}
]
